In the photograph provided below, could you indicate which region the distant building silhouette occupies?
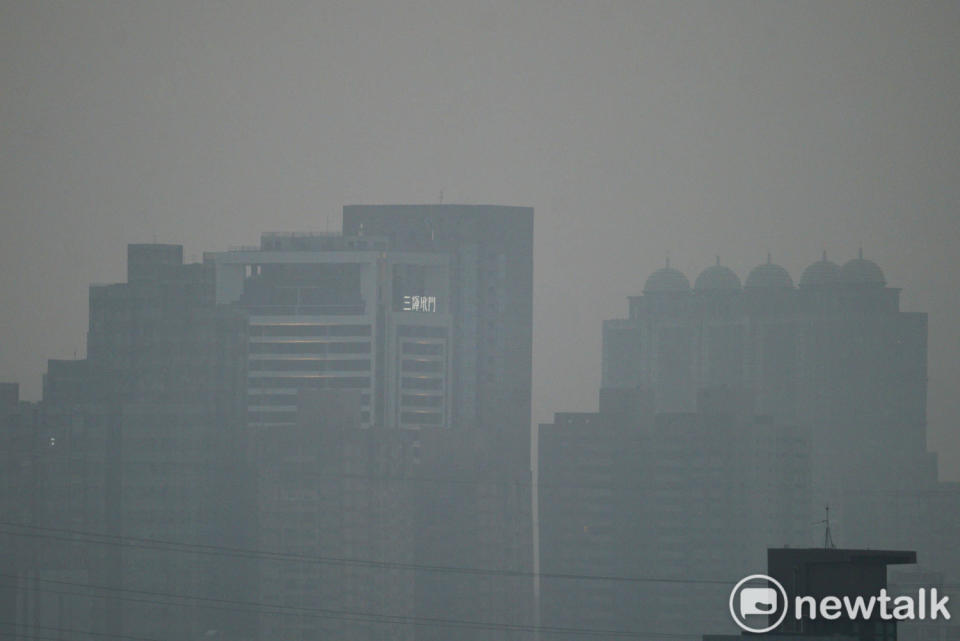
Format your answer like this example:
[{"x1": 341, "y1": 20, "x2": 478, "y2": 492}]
[
  {"x1": 252, "y1": 388, "x2": 532, "y2": 640},
  {"x1": 30, "y1": 244, "x2": 252, "y2": 640},
  {"x1": 206, "y1": 232, "x2": 454, "y2": 432},
  {"x1": 603, "y1": 254, "x2": 935, "y2": 545},
  {"x1": 537, "y1": 253, "x2": 960, "y2": 639},
  {"x1": 9, "y1": 205, "x2": 534, "y2": 640},
  {"x1": 205, "y1": 204, "x2": 535, "y2": 639},
  {"x1": 538, "y1": 386, "x2": 811, "y2": 638},
  {"x1": 0, "y1": 384, "x2": 39, "y2": 633},
  {"x1": 343, "y1": 204, "x2": 534, "y2": 474},
  {"x1": 252, "y1": 389, "x2": 415, "y2": 641}
]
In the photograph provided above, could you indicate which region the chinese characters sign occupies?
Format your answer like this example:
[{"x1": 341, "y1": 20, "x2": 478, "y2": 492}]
[{"x1": 402, "y1": 295, "x2": 437, "y2": 312}]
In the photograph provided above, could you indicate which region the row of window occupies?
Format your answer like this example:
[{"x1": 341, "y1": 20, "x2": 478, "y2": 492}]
[
  {"x1": 396, "y1": 326, "x2": 447, "y2": 338},
  {"x1": 250, "y1": 324, "x2": 372, "y2": 338},
  {"x1": 401, "y1": 377, "x2": 443, "y2": 391},
  {"x1": 401, "y1": 341, "x2": 444, "y2": 355},
  {"x1": 249, "y1": 341, "x2": 371, "y2": 354},
  {"x1": 248, "y1": 393, "x2": 371, "y2": 406},
  {"x1": 400, "y1": 359, "x2": 443, "y2": 373},
  {"x1": 399, "y1": 411, "x2": 443, "y2": 425},
  {"x1": 248, "y1": 377, "x2": 444, "y2": 394},
  {"x1": 248, "y1": 376, "x2": 371, "y2": 388},
  {"x1": 249, "y1": 359, "x2": 371, "y2": 372},
  {"x1": 400, "y1": 394, "x2": 442, "y2": 407},
  {"x1": 248, "y1": 410, "x2": 371, "y2": 423}
]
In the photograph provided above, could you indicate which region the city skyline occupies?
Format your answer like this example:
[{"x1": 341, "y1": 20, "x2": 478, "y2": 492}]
[
  {"x1": 3, "y1": 228, "x2": 954, "y2": 479},
  {"x1": 4, "y1": 225, "x2": 956, "y2": 640},
  {"x1": 3, "y1": 3, "x2": 959, "y2": 640},
  {"x1": 2, "y1": 2, "x2": 959, "y2": 480}
]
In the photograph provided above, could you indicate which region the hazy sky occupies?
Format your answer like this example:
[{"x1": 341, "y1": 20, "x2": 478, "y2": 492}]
[{"x1": 2, "y1": 1, "x2": 958, "y2": 480}]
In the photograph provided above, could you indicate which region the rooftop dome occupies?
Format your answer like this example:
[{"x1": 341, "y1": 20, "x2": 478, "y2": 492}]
[
  {"x1": 644, "y1": 260, "x2": 690, "y2": 294},
  {"x1": 694, "y1": 258, "x2": 741, "y2": 291},
  {"x1": 840, "y1": 250, "x2": 885, "y2": 286},
  {"x1": 745, "y1": 255, "x2": 794, "y2": 290},
  {"x1": 799, "y1": 252, "x2": 841, "y2": 288}
]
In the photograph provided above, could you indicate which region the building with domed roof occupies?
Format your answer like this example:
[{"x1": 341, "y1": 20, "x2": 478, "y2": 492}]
[
  {"x1": 744, "y1": 255, "x2": 794, "y2": 290},
  {"x1": 799, "y1": 252, "x2": 841, "y2": 287},
  {"x1": 602, "y1": 253, "x2": 936, "y2": 539},
  {"x1": 540, "y1": 251, "x2": 955, "y2": 641},
  {"x1": 643, "y1": 260, "x2": 691, "y2": 293},
  {"x1": 840, "y1": 248, "x2": 886, "y2": 286},
  {"x1": 694, "y1": 258, "x2": 741, "y2": 292}
]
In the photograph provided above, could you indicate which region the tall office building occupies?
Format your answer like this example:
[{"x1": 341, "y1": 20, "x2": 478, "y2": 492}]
[
  {"x1": 602, "y1": 253, "x2": 936, "y2": 543},
  {"x1": 538, "y1": 387, "x2": 811, "y2": 638},
  {"x1": 254, "y1": 388, "x2": 532, "y2": 641},
  {"x1": 208, "y1": 206, "x2": 536, "y2": 639},
  {"x1": 342, "y1": 205, "x2": 535, "y2": 638},
  {"x1": 252, "y1": 389, "x2": 410, "y2": 641},
  {"x1": 17, "y1": 204, "x2": 535, "y2": 640},
  {"x1": 343, "y1": 204, "x2": 534, "y2": 473},
  {"x1": 206, "y1": 232, "x2": 454, "y2": 432},
  {"x1": 32, "y1": 245, "x2": 253, "y2": 641},
  {"x1": 0, "y1": 383, "x2": 40, "y2": 635}
]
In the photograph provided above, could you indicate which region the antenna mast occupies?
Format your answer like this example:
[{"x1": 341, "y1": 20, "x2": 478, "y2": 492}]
[{"x1": 815, "y1": 505, "x2": 836, "y2": 549}]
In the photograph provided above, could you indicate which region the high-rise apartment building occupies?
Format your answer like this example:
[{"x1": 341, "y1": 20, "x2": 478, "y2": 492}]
[
  {"x1": 538, "y1": 387, "x2": 811, "y2": 638},
  {"x1": 0, "y1": 383, "x2": 40, "y2": 634},
  {"x1": 602, "y1": 254, "x2": 936, "y2": 542},
  {"x1": 588, "y1": 254, "x2": 960, "y2": 640},
  {"x1": 254, "y1": 388, "x2": 532, "y2": 641},
  {"x1": 32, "y1": 244, "x2": 253, "y2": 641}
]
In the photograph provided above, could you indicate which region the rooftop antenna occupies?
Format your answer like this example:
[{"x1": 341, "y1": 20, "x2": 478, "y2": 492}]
[
  {"x1": 822, "y1": 250, "x2": 828, "y2": 261},
  {"x1": 716, "y1": 256, "x2": 721, "y2": 266},
  {"x1": 814, "y1": 505, "x2": 837, "y2": 549},
  {"x1": 766, "y1": 251, "x2": 772, "y2": 264}
]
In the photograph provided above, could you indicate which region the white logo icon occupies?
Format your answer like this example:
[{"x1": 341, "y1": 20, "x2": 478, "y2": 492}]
[
  {"x1": 740, "y1": 587, "x2": 778, "y2": 616},
  {"x1": 729, "y1": 574, "x2": 789, "y2": 633}
]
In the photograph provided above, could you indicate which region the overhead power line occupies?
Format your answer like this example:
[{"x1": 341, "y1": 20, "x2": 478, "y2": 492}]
[
  {"x1": 0, "y1": 521, "x2": 734, "y2": 586},
  {"x1": 0, "y1": 621, "x2": 163, "y2": 641},
  {"x1": 0, "y1": 574, "x2": 701, "y2": 640}
]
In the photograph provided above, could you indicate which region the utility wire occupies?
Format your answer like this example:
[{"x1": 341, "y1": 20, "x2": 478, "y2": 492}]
[
  {"x1": 0, "y1": 621, "x2": 164, "y2": 641},
  {"x1": 0, "y1": 574, "x2": 701, "y2": 639},
  {"x1": 0, "y1": 521, "x2": 735, "y2": 586}
]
